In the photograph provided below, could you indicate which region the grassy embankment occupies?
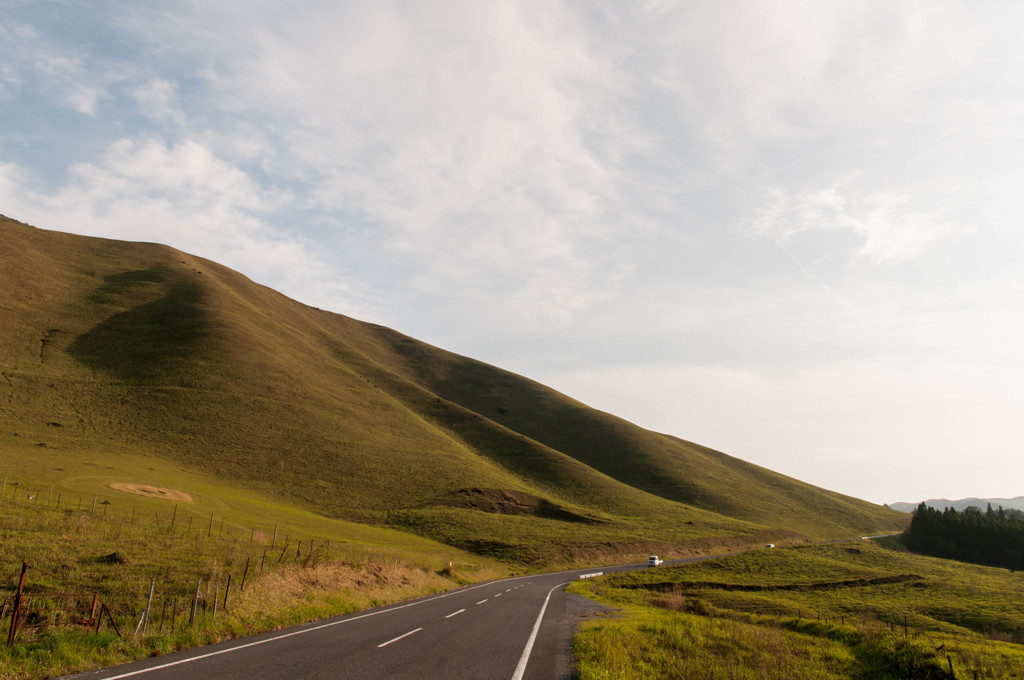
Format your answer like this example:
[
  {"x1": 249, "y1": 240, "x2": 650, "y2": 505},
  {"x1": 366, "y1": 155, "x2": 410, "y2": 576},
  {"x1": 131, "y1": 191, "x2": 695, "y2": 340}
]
[
  {"x1": 570, "y1": 538, "x2": 1024, "y2": 679},
  {"x1": 0, "y1": 449, "x2": 507, "y2": 680}
]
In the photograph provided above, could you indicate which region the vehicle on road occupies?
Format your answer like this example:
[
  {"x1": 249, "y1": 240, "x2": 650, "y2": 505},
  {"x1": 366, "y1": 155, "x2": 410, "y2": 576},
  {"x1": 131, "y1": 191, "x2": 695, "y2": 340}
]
[{"x1": 647, "y1": 555, "x2": 663, "y2": 567}]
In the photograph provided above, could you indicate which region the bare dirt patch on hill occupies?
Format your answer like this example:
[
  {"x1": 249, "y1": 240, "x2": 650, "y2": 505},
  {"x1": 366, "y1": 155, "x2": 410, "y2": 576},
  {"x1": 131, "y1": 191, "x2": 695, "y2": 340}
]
[
  {"x1": 109, "y1": 483, "x2": 192, "y2": 502},
  {"x1": 434, "y1": 487, "x2": 604, "y2": 524}
]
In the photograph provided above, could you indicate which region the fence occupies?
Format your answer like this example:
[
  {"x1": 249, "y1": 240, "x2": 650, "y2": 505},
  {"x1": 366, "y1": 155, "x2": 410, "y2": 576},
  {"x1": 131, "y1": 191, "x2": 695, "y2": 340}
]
[
  {"x1": 0, "y1": 475, "x2": 384, "y2": 649},
  {"x1": 2, "y1": 563, "x2": 123, "y2": 649}
]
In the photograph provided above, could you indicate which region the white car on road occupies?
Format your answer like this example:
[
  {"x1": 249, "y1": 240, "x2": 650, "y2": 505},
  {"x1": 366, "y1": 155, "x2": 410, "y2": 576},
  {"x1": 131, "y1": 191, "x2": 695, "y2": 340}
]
[{"x1": 647, "y1": 555, "x2": 663, "y2": 567}]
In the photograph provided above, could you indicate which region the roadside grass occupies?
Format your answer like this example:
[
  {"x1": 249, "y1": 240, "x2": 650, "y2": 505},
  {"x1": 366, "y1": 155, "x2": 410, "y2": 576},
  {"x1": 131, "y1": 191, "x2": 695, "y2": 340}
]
[
  {"x1": 1, "y1": 560, "x2": 467, "y2": 680},
  {"x1": 574, "y1": 605, "x2": 853, "y2": 679},
  {"x1": 570, "y1": 538, "x2": 1024, "y2": 679}
]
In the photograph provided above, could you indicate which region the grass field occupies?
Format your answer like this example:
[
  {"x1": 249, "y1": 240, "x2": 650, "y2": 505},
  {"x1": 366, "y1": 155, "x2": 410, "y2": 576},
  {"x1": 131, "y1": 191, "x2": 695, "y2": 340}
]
[{"x1": 570, "y1": 538, "x2": 1024, "y2": 679}]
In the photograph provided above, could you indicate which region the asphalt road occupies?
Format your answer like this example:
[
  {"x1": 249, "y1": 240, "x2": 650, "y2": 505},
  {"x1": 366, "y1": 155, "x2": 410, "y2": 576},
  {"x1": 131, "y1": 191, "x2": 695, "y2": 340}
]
[{"x1": 62, "y1": 558, "x2": 698, "y2": 680}]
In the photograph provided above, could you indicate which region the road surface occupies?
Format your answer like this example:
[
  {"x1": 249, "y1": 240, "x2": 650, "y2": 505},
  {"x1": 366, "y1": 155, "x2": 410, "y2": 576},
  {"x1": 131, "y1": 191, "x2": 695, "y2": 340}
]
[{"x1": 63, "y1": 557, "x2": 708, "y2": 680}]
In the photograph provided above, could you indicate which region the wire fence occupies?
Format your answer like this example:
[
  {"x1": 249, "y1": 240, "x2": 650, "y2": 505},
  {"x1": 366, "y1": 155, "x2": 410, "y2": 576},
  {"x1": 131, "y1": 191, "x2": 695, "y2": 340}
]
[{"x1": 0, "y1": 475, "x2": 400, "y2": 649}]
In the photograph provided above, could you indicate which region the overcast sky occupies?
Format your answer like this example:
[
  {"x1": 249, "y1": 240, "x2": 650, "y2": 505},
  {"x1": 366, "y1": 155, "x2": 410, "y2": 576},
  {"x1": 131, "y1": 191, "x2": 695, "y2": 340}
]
[{"x1": 3, "y1": 0, "x2": 1021, "y2": 505}]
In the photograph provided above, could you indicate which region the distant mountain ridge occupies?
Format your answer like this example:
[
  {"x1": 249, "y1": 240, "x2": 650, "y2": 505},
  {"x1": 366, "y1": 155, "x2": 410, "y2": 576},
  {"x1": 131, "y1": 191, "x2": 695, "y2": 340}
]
[
  {"x1": 0, "y1": 216, "x2": 905, "y2": 561},
  {"x1": 889, "y1": 497, "x2": 1024, "y2": 513}
]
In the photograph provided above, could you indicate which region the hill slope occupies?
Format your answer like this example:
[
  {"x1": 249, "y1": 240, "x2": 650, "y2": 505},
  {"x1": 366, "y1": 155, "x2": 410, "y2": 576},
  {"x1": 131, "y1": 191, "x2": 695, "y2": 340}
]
[{"x1": 0, "y1": 216, "x2": 904, "y2": 560}]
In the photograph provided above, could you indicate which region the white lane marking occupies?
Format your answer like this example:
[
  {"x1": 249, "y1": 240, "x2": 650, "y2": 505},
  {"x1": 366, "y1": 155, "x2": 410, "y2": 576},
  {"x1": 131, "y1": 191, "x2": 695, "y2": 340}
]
[
  {"x1": 377, "y1": 628, "x2": 423, "y2": 648},
  {"x1": 510, "y1": 581, "x2": 570, "y2": 680},
  {"x1": 505, "y1": 588, "x2": 512, "y2": 592},
  {"x1": 477, "y1": 599, "x2": 488, "y2": 604},
  {"x1": 445, "y1": 609, "x2": 465, "y2": 619},
  {"x1": 494, "y1": 593, "x2": 502, "y2": 597},
  {"x1": 81, "y1": 577, "x2": 523, "y2": 680}
]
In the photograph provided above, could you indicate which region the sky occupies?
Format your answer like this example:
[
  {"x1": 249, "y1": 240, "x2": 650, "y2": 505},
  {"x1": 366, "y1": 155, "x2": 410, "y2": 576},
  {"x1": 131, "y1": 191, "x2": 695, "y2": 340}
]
[{"x1": 2, "y1": 0, "x2": 1022, "y2": 505}]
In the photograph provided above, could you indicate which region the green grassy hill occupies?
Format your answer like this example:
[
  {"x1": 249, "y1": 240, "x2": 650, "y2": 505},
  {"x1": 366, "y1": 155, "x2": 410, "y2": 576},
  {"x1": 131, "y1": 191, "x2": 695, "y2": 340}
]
[{"x1": 0, "y1": 215, "x2": 905, "y2": 563}]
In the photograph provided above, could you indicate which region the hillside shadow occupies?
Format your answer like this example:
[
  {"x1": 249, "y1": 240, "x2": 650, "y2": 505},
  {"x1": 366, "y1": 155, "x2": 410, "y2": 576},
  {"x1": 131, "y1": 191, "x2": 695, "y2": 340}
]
[{"x1": 69, "y1": 267, "x2": 209, "y2": 382}]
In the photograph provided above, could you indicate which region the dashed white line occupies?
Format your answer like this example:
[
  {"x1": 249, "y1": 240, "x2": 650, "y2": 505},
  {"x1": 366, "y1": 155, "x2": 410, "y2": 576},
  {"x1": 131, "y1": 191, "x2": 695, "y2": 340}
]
[
  {"x1": 494, "y1": 593, "x2": 502, "y2": 597},
  {"x1": 445, "y1": 609, "x2": 465, "y2": 619},
  {"x1": 377, "y1": 628, "x2": 423, "y2": 648},
  {"x1": 476, "y1": 599, "x2": 488, "y2": 605}
]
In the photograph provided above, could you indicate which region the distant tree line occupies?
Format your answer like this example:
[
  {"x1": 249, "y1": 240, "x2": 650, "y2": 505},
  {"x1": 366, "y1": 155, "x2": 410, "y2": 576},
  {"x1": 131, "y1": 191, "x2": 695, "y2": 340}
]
[{"x1": 903, "y1": 503, "x2": 1024, "y2": 570}]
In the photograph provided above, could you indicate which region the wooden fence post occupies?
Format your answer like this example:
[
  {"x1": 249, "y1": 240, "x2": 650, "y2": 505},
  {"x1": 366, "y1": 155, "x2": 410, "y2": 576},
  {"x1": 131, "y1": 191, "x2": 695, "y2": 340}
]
[{"x1": 6, "y1": 563, "x2": 27, "y2": 650}]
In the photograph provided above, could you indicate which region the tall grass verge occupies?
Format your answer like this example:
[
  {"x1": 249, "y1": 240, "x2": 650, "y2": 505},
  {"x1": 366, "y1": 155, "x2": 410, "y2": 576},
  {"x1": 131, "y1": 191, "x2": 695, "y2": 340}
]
[
  {"x1": 0, "y1": 482, "x2": 505, "y2": 680},
  {"x1": 571, "y1": 539, "x2": 1024, "y2": 679}
]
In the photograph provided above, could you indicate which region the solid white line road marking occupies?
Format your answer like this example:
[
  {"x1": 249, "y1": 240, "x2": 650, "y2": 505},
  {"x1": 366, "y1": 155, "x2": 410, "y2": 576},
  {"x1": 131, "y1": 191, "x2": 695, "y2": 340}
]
[
  {"x1": 477, "y1": 599, "x2": 488, "y2": 604},
  {"x1": 510, "y1": 581, "x2": 570, "y2": 680},
  {"x1": 81, "y1": 577, "x2": 520, "y2": 680},
  {"x1": 377, "y1": 628, "x2": 423, "y2": 648},
  {"x1": 445, "y1": 609, "x2": 465, "y2": 618}
]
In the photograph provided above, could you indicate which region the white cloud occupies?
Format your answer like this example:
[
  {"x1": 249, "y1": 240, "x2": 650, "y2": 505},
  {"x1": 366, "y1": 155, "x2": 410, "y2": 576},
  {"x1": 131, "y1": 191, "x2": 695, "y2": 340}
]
[
  {"x1": 132, "y1": 78, "x2": 186, "y2": 126},
  {"x1": 748, "y1": 183, "x2": 972, "y2": 265}
]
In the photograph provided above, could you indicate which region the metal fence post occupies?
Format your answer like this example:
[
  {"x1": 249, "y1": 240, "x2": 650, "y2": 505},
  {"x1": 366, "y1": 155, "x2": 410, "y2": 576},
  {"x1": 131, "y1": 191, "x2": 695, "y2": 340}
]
[
  {"x1": 142, "y1": 581, "x2": 155, "y2": 635},
  {"x1": 190, "y1": 581, "x2": 201, "y2": 626}
]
